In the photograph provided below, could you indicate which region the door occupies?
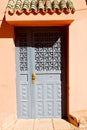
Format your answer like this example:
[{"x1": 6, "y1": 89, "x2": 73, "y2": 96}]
[{"x1": 15, "y1": 27, "x2": 67, "y2": 119}]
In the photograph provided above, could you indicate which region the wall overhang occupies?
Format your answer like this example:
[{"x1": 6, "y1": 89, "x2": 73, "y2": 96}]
[
  {"x1": 5, "y1": 13, "x2": 74, "y2": 26},
  {"x1": 5, "y1": 8, "x2": 87, "y2": 26},
  {"x1": 5, "y1": 0, "x2": 76, "y2": 26}
]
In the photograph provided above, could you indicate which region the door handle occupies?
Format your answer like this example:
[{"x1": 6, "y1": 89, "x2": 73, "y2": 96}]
[{"x1": 32, "y1": 72, "x2": 36, "y2": 84}]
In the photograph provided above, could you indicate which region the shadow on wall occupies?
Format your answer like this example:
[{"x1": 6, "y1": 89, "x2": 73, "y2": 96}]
[{"x1": 0, "y1": 19, "x2": 14, "y2": 38}]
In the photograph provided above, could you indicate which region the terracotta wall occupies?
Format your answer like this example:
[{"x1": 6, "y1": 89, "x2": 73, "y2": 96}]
[
  {"x1": 69, "y1": 17, "x2": 87, "y2": 112},
  {"x1": 74, "y1": 0, "x2": 87, "y2": 9},
  {"x1": 0, "y1": 21, "x2": 17, "y2": 129},
  {"x1": 0, "y1": 0, "x2": 87, "y2": 128},
  {"x1": 69, "y1": 2, "x2": 87, "y2": 115}
]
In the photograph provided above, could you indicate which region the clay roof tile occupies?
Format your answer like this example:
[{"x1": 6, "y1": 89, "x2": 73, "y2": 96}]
[{"x1": 6, "y1": 0, "x2": 75, "y2": 15}]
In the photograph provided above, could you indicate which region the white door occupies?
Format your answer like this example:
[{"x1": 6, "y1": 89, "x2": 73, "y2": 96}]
[{"x1": 16, "y1": 27, "x2": 67, "y2": 118}]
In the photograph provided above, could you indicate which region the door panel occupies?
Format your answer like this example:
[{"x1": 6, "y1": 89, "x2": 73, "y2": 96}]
[
  {"x1": 32, "y1": 30, "x2": 61, "y2": 118},
  {"x1": 16, "y1": 33, "x2": 32, "y2": 118},
  {"x1": 15, "y1": 27, "x2": 67, "y2": 119}
]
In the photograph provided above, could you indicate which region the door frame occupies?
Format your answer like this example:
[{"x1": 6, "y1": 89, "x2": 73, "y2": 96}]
[{"x1": 15, "y1": 26, "x2": 68, "y2": 119}]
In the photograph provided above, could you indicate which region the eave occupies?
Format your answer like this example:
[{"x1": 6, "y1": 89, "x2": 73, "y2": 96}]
[{"x1": 5, "y1": 13, "x2": 75, "y2": 26}]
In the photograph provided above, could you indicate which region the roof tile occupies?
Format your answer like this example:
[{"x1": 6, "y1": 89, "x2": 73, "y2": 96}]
[
  {"x1": 38, "y1": 0, "x2": 44, "y2": 11},
  {"x1": 60, "y1": 0, "x2": 67, "y2": 10},
  {"x1": 6, "y1": 0, "x2": 75, "y2": 15},
  {"x1": 53, "y1": 0, "x2": 60, "y2": 10},
  {"x1": 22, "y1": 0, "x2": 30, "y2": 12}
]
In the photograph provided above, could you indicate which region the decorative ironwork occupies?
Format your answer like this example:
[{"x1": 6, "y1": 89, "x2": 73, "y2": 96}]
[
  {"x1": 19, "y1": 32, "x2": 28, "y2": 71},
  {"x1": 20, "y1": 47, "x2": 28, "y2": 71},
  {"x1": 34, "y1": 32, "x2": 61, "y2": 71},
  {"x1": 19, "y1": 32, "x2": 27, "y2": 46}
]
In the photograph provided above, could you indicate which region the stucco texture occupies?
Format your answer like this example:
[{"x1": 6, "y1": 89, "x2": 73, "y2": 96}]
[
  {"x1": 0, "y1": 0, "x2": 87, "y2": 129},
  {"x1": 0, "y1": 21, "x2": 17, "y2": 129}
]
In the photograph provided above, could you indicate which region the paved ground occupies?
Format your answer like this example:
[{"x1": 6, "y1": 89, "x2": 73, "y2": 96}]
[{"x1": 1, "y1": 119, "x2": 87, "y2": 130}]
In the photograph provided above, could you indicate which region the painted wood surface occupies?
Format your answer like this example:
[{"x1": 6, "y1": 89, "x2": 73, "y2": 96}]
[{"x1": 15, "y1": 27, "x2": 66, "y2": 118}]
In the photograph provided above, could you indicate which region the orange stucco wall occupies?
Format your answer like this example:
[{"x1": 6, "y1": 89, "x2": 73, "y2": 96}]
[
  {"x1": 69, "y1": 18, "x2": 87, "y2": 112},
  {"x1": 0, "y1": 21, "x2": 17, "y2": 129},
  {"x1": 0, "y1": 0, "x2": 87, "y2": 128}
]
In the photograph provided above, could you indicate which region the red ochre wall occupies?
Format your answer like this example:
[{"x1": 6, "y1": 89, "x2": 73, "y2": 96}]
[
  {"x1": 0, "y1": 0, "x2": 87, "y2": 128},
  {"x1": 0, "y1": 21, "x2": 17, "y2": 129},
  {"x1": 69, "y1": 18, "x2": 87, "y2": 112}
]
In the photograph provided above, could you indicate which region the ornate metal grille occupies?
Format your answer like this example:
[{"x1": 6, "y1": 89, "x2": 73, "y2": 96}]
[
  {"x1": 19, "y1": 32, "x2": 27, "y2": 46},
  {"x1": 19, "y1": 47, "x2": 28, "y2": 71},
  {"x1": 19, "y1": 32, "x2": 28, "y2": 71},
  {"x1": 34, "y1": 32, "x2": 61, "y2": 71}
]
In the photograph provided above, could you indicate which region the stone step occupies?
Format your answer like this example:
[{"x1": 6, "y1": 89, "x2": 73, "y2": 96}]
[{"x1": 69, "y1": 110, "x2": 87, "y2": 129}]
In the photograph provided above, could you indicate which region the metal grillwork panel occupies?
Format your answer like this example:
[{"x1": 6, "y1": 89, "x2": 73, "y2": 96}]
[
  {"x1": 15, "y1": 28, "x2": 67, "y2": 119},
  {"x1": 18, "y1": 32, "x2": 28, "y2": 72},
  {"x1": 33, "y1": 32, "x2": 61, "y2": 71},
  {"x1": 19, "y1": 47, "x2": 28, "y2": 71},
  {"x1": 19, "y1": 32, "x2": 27, "y2": 46},
  {"x1": 16, "y1": 31, "x2": 31, "y2": 118}
]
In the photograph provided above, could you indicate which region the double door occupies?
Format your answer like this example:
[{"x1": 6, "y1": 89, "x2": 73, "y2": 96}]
[{"x1": 16, "y1": 27, "x2": 67, "y2": 118}]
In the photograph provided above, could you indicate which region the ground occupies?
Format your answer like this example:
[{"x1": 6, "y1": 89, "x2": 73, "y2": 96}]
[{"x1": 1, "y1": 119, "x2": 87, "y2": 130}]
